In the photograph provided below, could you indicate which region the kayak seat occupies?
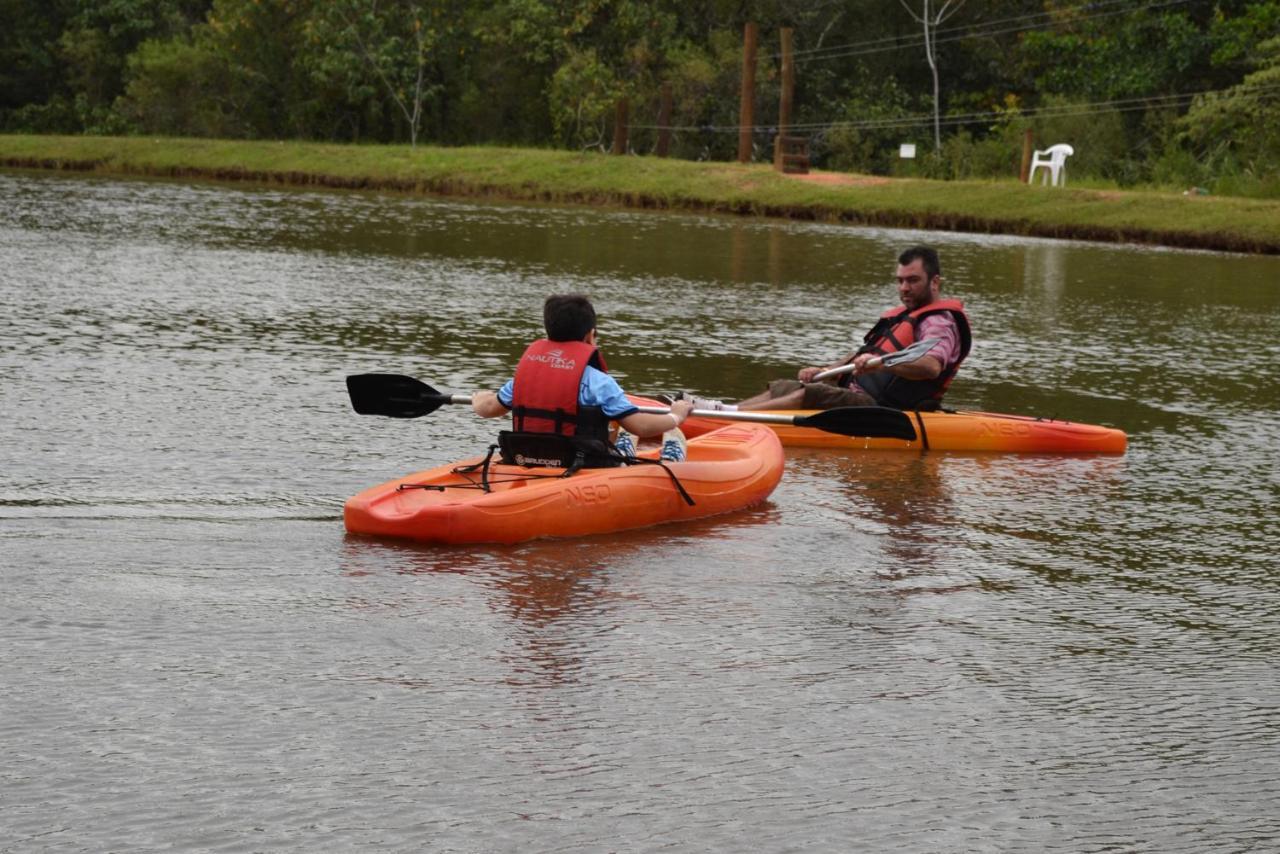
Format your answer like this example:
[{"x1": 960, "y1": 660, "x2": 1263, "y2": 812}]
[
  {"x1": 497, "y1": 430, "x2": 695, "y2": 506},
  {"x1": 497, "y1": 430, "x2": 624, "y2": 470}
]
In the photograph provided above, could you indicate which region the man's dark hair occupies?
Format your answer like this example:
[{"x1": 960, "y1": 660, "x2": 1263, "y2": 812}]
[
  {"x1": 899, "y1": 246, "x2": 941, "y2": 281},
  {"x1": 543, "y1": 293, "x2": 597, "y2": 342}
]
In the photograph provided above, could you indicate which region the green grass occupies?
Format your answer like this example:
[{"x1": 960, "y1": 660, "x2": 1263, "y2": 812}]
[{"x1": 4, "y1": 134, "x2": 1279, "y2": 254}]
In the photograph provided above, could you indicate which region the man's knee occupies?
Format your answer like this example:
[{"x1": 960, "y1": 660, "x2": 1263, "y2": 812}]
[
  {"x1": 767, "y1": 379, "x2": 804, "y2": 398},
  {"x1": 800, "y1": 383, "x2": 875, "y2": 409}
]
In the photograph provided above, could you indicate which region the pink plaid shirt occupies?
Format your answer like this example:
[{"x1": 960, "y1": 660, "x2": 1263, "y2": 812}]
[{"x1": 916, "y1": 313, "x2": 961, "y2": 372}]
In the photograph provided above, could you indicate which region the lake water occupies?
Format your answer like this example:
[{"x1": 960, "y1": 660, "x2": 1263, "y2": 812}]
[{"x1": 3, "y1": 169, "x2": 1279, "y2": 852}]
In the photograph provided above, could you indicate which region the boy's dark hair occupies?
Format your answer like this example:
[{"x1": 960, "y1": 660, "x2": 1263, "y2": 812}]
[
  {"x1": 898, "y1": 246, "x2": 941, "y2": 281},
  {"x1": 543, "y1": 294, "x2": 597, "y2": 342}
]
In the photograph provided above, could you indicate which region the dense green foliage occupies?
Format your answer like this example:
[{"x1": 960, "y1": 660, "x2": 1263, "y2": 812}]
[{"x1": 3, "y1": 0, "x2": 1278, "y2": 194}]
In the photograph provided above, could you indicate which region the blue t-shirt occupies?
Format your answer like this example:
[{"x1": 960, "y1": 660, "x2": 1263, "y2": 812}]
[{"x1": 497, "y1": 366, "x2": 639, "y2": 419}]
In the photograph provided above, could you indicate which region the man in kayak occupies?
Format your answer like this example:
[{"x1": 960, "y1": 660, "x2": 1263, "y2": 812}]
[
  {"x1": 683, "y1": 246, "x2": 971, "y2": 412},
  {"x1": 473, "y1": 293, "x2": 695, "y2": 461}
]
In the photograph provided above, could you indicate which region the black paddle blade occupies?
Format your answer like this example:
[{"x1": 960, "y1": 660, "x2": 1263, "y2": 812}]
[
  {"x1": 795, "y1": 406, "x2": 918, "y2": 440},
  {"x1": 346, "y1": 373, "x2": 450, "y2": 418}
]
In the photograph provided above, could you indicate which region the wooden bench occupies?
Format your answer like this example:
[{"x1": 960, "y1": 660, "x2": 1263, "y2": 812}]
[{"x1": 774, "y1": 135, "x2": 809, "y2": 174}]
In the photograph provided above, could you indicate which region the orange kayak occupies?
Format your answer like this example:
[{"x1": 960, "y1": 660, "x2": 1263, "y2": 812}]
[
  {"x1": 344, "y1": 421, "x2": 785, "y2": 544},
  {"x1": 683, "y1": 408, "x2": 1127, "y2": 454}
]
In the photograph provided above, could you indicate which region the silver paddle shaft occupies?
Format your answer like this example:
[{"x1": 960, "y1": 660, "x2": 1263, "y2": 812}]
[{"x1": 812, "y1": 337, "x2": 940, "y2": 381}]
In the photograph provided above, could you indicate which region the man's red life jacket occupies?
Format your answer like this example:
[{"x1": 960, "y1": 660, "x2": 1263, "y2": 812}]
[
  {"x1": 846, "y1": 299, "x2": 972, "y2": 410},
  {"x1": 509, "y1": 339, "x2": 612, "y2": 441}
]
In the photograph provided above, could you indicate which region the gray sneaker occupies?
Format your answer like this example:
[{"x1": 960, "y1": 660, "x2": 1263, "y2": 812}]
[{"x1": 677, "y1": 391, "x2": 729, "y2": 411}]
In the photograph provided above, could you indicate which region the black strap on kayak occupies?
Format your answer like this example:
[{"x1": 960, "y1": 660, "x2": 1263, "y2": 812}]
[
  {"x1": 467, "y1": 444, "x2": 499, "y2": 492},
  {"x1": 402, "y1": 444, "x2": 502, "y2": 493},
  {"x1": 607, "y1": 453, "x2": 695, "y2": 506},
  {"x1": 663, "y1": 460, "x2": 696, "y2": 506},
  {"x1": 402, "y1": 445, "x2": 604, "y2": 494},
  {"x1": 397, "y1": 443, "x2": 695, "y2": 506},
  {"x1": 404, "y1": 444, "x2": 581, "y2": 491},
  {"x1": 911, "y1": 410, "x2": 930, "y2": 450},
  {"x1": 450, "y1": 445, "x2": 497, "y2": 478}
]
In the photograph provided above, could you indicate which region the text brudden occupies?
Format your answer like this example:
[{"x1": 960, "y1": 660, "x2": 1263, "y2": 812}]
[{"x1": 515, "y1": 455, "x2": 565, "y2": 467}]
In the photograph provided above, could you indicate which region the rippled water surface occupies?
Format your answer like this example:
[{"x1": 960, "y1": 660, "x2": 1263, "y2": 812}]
[{"x1": 3, "y1": 170, "x2": 1279, "y2": 852}]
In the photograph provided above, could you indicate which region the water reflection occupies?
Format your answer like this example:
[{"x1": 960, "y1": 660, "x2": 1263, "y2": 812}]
[
  {"x1": 334, "y1": 505, "x2": 784, "y2": 688},
  {"x1": 1022, "y1": 241, "x2": 1068, "y2": 308},
  {"x1": 826, "y1": 452, "x2": 956, "y2": 573}
]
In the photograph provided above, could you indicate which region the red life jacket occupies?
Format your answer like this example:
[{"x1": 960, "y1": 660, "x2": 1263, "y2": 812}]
[
  {"x1": 509, "y1": 339, "x2": 611, "y2": 441},
  {"x1": 497, "y1": 339, "x2": 690, "y2": 488},
  {"x1": 848, "y1": 299, "x2": 972, "y2": 409}
]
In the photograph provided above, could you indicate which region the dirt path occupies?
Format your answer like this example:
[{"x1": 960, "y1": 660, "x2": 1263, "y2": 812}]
[{"x1": 786, "y1": 171, "x2": 894, "y2": 188}]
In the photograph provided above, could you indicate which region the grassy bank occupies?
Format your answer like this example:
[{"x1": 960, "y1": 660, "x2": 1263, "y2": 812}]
[{"x1": 4, "y1": 134, "x2": 1279, "y2": 254}]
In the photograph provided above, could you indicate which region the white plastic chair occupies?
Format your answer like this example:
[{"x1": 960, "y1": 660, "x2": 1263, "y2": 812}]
[{"x1": 1028, "y1": 143, "x2": 1074, "y2": 187}]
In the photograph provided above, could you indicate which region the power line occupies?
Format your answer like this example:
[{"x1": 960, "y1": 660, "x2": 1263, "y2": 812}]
[
  {"x1": 785, "y1": 91, "x2": 1205, "y2": 132},
  {"x1": 783, "y1": 0, "x2": 1139, "y2": 59},
  {"x1": 780, "y1": 0, "x2": 1197, "y2": 65},
  {"x1": 629, "y1": 83, "x2": 1280, "y2": 135}
]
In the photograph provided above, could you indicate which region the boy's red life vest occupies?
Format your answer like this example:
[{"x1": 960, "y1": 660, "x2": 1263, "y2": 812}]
[
  {"x1": 509, "y1": 339, "x2": 612, "y2": 442},
  {"x1": 844, "y1": 299, "x2": 972, "y2": 410}
]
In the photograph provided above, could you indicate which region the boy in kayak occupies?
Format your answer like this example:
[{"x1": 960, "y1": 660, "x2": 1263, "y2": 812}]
[
  {"x1": 473, "y1": 294, "x2": 695, "y2": 461},
  {"x1": 682, "y1": 246, "x2": 971, "y2": 412}
]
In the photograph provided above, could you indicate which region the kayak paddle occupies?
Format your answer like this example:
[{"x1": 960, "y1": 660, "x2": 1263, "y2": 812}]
[
  {"x1": 347, "y1": 372, "x2": 464, "y2": 418},
  {"x1": 346, "y1": 374, "x2": 918, "y2": 441},
  {"x1": 671, "y1": 402, "x2": 917, "y2": 440},
  {"x1": 812, "y1": 337, "x2": 940, "y2": 381}
]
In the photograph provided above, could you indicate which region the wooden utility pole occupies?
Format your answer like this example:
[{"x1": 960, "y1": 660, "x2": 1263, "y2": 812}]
[
  {"x1": 611, "y1": 98, "x2": 630, "y2": 155},
  {"x1": 656, "y1": 83, "x2": 672, "y2": 157},
  {"x1": 737, "y1": 22, "x2": 758, "y2": 163},
  {"x1": 774, "y1": 27, "x2": 794, "y2": 169},
  {"x1": 772, "y1": 28, "x2": 809, "y2": 173},
  {"x1": 1020, "y1": 129, "x2": 1034, "y2": 182}
]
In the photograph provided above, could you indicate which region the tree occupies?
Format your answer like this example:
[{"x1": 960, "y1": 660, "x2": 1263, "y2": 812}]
[
  {"x1": 898, "y1": 0, "x2": 966, "y2": 151},
  {"x1": 201, "y1": 0, "x2": 317, "y2": 139},
  {"x1": 535, "y1": 0, "x2": 684, "y2": 152},
  {"x1": 118, "y1": 34, "x2": 245, "y2": 136},
  {"x1": 548, "y1": 48, "x2": 620, "y2": 149},
  {"x1": 1181, "y1": 35, "x2": 1280, "y2": 178},
  {"x1": 310, "y1": 0, "x2": 463, "y2": 147},
  {"x1": 0, "y1": 0, "x2": 75, "y2": 130}
]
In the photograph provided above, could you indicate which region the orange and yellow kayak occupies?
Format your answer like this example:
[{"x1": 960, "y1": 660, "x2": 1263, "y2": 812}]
[
  {"x1": 344, "y1": 421, "x2": 785, "y2": 544},
  {"x1": 683, "y1": 408, "x2": 1127, "y2": 454}
]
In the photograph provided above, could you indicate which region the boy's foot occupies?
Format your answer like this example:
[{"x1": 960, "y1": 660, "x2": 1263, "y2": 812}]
[
  {"x1": 614, "y1": 431, "x2": 637, "y2": 458},
  {"x1": 660, "y1": 427, "x2": 687, "y2": 462}
]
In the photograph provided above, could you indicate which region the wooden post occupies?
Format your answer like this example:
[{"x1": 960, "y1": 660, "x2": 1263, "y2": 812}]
[
  {"x1": 612, "y1": 98, "x2": 629, "y2": 155},
  {"x1": 1020, "y1": 129, "x2": 1034, "y2": 183},
  {"x1": 656, "y1": 83, "x2": 672, "y2": 157},
  {"x1": 774, "y1": 27, "x2": 794, "y2": 170},
  {"x1": 738, "y1": 22, "x2": 758, "y2": 163}
]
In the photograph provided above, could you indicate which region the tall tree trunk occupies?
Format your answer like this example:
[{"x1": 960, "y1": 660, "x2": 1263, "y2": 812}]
[{"x1": 925, "y1": 3, "x2": 940, "y2": 150}]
